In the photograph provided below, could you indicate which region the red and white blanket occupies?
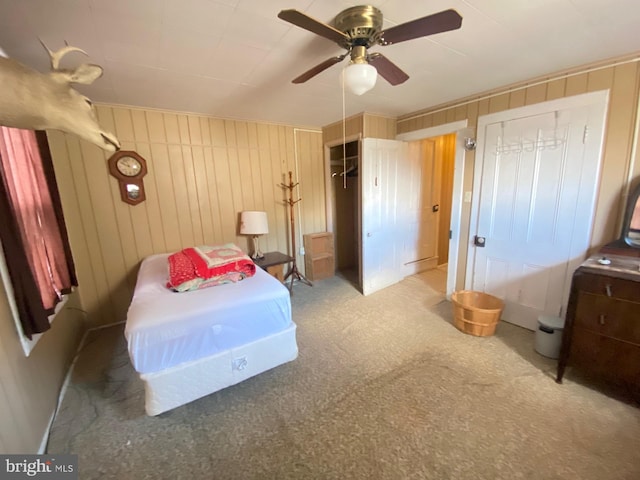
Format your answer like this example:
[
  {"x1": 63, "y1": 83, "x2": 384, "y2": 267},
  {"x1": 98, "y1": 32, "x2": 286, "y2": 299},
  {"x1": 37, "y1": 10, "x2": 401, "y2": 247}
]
[{"x1": 167, "y1": 243, "x2": 255, "y2": 292}]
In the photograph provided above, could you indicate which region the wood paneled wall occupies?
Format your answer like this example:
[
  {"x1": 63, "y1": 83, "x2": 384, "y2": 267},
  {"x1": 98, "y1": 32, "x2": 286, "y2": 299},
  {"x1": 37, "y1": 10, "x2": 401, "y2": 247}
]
[
  {"x1": 323, "y1": 114, "x2": 364, "y2": 145},
  {"x1": 0, "y1": 291, "x2": 85, "y2": 453},
  {"x1": 322, "y1": 113, "x2": 396, "y2": 144},
  {"x1": 398, "y1": 56, "x2": 640, "y2": 286},
  {"x1": 47, "y1": 107, "x2": 324, "y2": 328},
  {"x1": 362, "y1": 114, "x2": 397, "y2": 139}
]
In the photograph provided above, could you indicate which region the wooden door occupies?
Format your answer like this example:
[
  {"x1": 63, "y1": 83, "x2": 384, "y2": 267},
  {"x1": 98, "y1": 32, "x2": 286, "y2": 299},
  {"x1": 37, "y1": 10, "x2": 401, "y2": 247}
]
[{"x1": 405, "y1": 139, "x2": 440, "y2": 263}]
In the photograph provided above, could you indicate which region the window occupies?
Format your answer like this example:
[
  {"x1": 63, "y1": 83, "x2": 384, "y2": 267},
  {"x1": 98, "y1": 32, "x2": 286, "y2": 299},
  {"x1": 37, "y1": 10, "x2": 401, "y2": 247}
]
[{"x1": 0, "y1": 127, "x2": 77, "y2": 350}]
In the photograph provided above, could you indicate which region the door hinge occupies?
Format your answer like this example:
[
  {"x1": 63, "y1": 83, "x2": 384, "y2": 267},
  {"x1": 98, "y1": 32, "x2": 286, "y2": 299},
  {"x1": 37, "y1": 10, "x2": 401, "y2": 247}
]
[
  {"x1": 582, "y1": 125, "x2": 588, "y2": 144},
  {"x1": 449, "y1": 230, "x2": 452, "y2": 239}
]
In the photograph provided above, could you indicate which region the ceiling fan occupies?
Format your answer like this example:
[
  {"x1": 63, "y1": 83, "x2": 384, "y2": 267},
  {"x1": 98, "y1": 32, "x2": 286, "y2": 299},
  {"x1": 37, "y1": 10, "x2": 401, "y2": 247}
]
[{"x1": 277, "y1": 5, "x2": 463, "y2": 94}]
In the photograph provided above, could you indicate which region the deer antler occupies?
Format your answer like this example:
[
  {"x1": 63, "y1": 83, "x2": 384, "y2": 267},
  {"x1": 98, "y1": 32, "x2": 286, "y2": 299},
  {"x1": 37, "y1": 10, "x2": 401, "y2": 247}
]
[{"x1": 39, "y1": 40, "x2": 87, "y2": 69}]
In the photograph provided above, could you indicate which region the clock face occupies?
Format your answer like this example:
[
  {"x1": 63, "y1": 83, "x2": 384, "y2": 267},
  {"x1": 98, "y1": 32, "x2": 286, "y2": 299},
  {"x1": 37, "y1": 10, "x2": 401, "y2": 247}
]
[{"x1": 116, "y1": 156, "x2": 142, "y2": 177}]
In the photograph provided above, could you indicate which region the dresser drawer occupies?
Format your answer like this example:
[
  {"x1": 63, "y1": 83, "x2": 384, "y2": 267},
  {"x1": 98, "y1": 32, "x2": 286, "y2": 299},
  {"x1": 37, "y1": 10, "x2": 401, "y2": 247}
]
[
  {"x1": 574, "y1": 292, "x2": 640, "y2": 345},
  {"x1": 574, "y1": 272, "x2": 640, "y2": 303},
  {"x1": 570, "y1": 328, "x2": 640, "y2": 386}
]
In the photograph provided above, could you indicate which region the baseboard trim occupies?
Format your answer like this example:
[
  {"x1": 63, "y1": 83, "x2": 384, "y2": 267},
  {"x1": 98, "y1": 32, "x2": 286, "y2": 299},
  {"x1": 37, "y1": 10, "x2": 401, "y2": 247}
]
[{"x1": 404, "y1": 256, "x2": 438, "y2": 276}]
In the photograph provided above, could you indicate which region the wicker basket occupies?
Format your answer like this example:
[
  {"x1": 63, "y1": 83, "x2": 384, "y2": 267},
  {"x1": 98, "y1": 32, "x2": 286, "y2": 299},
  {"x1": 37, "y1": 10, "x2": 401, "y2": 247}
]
[{"x1": 451, "y1": 290, "x2": 504, "y2": 337}]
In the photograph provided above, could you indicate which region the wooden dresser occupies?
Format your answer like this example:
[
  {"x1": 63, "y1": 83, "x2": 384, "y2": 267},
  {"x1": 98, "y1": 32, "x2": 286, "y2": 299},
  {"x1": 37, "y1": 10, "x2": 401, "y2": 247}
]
[{"x1": 556, "y1": 251, "x2": 640, "y2": 399}]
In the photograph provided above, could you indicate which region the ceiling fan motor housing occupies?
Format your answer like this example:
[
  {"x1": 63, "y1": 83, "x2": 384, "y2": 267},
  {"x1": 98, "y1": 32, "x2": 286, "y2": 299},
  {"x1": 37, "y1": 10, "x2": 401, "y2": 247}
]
[{"x1": 334, "y1": 5, "x2": 383, "y2": 49}]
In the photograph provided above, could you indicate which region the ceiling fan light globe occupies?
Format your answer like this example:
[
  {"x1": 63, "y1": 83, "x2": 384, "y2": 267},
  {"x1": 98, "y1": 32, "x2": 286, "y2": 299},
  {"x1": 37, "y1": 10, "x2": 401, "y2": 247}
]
[{"x1": 343, "y1": 63, "x2": 377, "y2": 95}]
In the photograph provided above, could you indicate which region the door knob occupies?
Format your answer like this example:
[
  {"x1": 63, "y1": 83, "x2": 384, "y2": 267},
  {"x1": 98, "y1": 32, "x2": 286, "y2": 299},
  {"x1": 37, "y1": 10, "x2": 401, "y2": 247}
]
[{"x1": 474, "y1": 236, "x2": 486, "y2": 247}]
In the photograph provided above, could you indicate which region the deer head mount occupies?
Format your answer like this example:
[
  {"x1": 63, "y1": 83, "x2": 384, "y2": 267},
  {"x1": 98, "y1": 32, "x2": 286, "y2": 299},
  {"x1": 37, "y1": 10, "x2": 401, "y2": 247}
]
[{"x1": 0, "y1": 43, "x2": 120, "y2": 152}]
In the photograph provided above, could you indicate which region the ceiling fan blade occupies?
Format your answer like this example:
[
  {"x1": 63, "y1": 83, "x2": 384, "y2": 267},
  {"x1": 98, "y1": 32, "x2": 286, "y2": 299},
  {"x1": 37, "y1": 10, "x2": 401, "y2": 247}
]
[
  {"x1": 368, "y1": 53, "x2": 409, "y2": 86},
  {"x1": 292, "y1": 55, "x2": 347, "y2": 84},
  {"x1": 378, "y1": 9, "x2": 463, "y2": 45},
  {"x1": 278, "y1": 9, "x2": 349, "y2": 44}
]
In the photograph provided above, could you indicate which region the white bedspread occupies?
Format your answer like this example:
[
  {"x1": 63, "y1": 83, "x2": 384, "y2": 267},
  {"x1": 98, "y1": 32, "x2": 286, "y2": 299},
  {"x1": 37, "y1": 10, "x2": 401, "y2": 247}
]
[{"x1": 125, "y1": 253, "x2": 292, "y2": 374}]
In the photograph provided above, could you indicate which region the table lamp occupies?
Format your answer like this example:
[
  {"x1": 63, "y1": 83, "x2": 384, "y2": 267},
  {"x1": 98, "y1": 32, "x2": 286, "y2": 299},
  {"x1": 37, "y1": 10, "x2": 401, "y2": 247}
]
[{"x1": 240, "y1": 211, "x2": 268, "y2": 259}]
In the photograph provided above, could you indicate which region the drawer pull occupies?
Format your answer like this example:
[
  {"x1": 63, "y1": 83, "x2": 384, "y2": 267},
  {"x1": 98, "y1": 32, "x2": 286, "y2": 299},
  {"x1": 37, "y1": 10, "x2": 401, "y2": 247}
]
[
  {"x1": 599, "y1": 314, "x2": 606, "y2": 325},
  {"x1": 604, "y1": 284, "x2": 612, "y2": 297}
]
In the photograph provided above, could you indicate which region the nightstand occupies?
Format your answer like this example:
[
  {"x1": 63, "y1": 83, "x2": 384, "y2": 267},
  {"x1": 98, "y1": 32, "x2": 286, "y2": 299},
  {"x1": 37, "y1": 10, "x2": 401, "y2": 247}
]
[{"x1": 253, "y1": 251, "x2": 294, "y2": 282}]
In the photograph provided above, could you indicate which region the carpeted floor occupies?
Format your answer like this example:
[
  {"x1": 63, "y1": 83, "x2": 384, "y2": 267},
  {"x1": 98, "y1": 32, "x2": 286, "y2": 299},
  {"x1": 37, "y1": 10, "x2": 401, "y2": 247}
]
[{"x1": 47, "y1": 271, "x2": 640, "y2": 479}]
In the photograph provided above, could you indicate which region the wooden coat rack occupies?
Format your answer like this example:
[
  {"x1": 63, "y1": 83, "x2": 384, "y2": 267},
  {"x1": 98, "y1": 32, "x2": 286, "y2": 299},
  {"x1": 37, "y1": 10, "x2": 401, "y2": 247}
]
[{"x1": 280, "y1": 171, "x2": 312, "y2": 293}]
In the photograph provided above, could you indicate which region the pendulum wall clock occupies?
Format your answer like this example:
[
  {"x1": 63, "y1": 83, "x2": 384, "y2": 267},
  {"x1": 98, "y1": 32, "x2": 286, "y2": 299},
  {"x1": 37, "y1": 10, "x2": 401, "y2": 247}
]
[{"x1": 107, "y1": 150, "x2": 148, "y2": 206}]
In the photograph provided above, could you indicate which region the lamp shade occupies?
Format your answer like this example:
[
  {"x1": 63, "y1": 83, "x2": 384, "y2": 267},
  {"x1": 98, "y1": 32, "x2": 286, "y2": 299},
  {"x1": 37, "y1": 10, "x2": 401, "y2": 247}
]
[
  {"x1": 240, "y1": 211, "x2": 268, "y2": 235},
  {"x1": 343, "y1": 62, "x2": 377, "y2": 96}
]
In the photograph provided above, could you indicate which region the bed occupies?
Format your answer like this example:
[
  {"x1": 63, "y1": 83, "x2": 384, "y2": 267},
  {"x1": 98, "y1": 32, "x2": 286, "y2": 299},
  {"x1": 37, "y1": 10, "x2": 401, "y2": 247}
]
[{"x1": 125, "y1": 251, "x2": 298, "y2": 416}]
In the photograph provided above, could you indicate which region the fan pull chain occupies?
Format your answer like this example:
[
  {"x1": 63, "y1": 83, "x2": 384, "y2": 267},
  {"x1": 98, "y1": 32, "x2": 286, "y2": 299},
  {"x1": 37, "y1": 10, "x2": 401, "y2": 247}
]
[{"x1": 342, "y1": 69, "x2": 347, "y2": 189}]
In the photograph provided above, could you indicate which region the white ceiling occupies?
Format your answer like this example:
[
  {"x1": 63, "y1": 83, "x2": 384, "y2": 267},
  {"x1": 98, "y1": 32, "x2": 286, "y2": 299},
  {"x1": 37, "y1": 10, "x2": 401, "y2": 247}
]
[{"x1": 1, "y1": 0, "x2": 640, "y2": 128}]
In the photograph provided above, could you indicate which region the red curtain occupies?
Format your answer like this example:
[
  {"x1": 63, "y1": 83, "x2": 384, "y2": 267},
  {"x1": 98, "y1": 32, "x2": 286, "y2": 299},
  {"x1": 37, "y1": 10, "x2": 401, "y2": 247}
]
[{"x1": 0, "y1": 127, "x2": 77, "y2": 338}]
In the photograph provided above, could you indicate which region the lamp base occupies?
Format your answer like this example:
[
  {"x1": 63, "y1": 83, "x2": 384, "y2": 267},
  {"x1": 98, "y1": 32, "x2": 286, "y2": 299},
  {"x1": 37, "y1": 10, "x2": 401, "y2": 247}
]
[{"x1": 251, "y1": 236, "x2": 264, "y2": 260}]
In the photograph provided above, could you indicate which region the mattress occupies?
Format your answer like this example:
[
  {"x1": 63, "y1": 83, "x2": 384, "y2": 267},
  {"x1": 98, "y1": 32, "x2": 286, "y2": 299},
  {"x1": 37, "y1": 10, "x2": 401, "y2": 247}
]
[{"x1": 125, "y1": 253, "x2": 292, "y2": 374}]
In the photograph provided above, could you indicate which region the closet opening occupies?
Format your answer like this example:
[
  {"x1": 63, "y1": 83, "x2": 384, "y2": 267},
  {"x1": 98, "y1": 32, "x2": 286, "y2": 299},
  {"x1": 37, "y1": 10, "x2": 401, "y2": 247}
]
[{"x1": 329, "y1": 140, "x2": 360, "y2": 290}]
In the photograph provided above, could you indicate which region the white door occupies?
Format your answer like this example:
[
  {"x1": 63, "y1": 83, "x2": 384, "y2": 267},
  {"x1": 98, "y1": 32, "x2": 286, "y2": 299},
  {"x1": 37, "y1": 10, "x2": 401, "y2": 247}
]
[
  {"x1": 361, "y1": 138, "x2": 408, "y2": 295},
  {"x1": 467, "y1": 92, "x2": 607, "y2": 330}
]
